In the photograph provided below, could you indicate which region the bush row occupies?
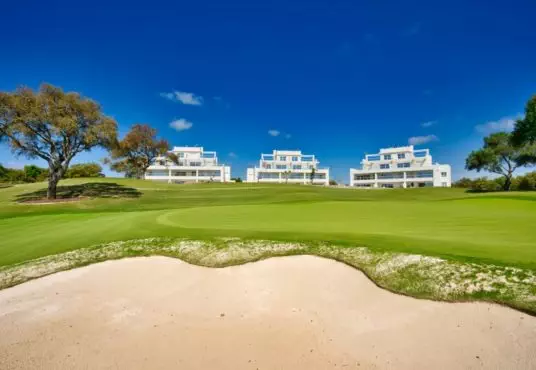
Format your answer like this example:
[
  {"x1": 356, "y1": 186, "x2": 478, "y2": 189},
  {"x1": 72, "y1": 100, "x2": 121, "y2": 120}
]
[
  {"x1": 453, "y1": 172, "x2": 536, "y2": 192},
  {"x1": 0, "y1": 163, "x2": 104, "y2": 183}
]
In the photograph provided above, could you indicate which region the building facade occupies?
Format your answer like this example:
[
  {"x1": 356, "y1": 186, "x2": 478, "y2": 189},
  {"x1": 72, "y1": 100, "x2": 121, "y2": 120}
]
[
  {"x1": 246, "y1": 150, "x2": 329, "y2": 185},
  {"x1": 145, "y1": 147, "x2": 231, "y2": 183},
  {"x1": 350, "y1": 146, "x2": 451, "y2": 188}
]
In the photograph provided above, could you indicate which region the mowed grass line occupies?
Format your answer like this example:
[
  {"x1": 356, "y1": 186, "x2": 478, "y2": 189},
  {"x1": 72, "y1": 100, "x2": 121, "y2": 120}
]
[{"x1": 0, "y1": 178, "x2": 535, "y2": 268}]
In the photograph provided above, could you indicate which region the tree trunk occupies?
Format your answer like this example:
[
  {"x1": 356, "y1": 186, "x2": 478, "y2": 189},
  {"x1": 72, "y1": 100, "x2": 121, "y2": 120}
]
[
  {"x1": 47, "y1": 173, "x2": 60, "y2": 199},
  {"x1": 503, "y1": 175, "x2": 512, "y2": 191}
]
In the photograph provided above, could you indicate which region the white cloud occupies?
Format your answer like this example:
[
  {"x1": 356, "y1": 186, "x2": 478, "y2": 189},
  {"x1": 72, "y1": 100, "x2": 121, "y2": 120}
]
[
  {"x1": 169, "y1": 118, "x2": 193, "y2": 131},
  {"x1": 421, "y1": 120, "x2": 437, "y2": 128},
  {"x1": 475, "y1": 115, "x2": 521, "y2": 134},
  {"x1": 228, "y1": 152, "x2": 238, "y2": 158},
  {"x1": 268, "y1": 129, "x2": 280, "y2": 137},
  {"x1": 408, "y1": 134, "x2": 439, "y2": 146},
  {"x1": 160, "y1": 91, "x2": 203, "y2": 106}
]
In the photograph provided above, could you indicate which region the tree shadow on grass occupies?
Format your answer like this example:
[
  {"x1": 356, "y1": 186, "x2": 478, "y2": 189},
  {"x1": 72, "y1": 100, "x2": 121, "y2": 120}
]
[{"x1": 15, "y1": 182, "x2": 142, "y2": 202}]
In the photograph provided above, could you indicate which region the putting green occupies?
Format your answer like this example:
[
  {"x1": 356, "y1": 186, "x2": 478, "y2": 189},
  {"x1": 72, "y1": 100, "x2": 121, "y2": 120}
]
[{"x1": 0, "y1": 178, "x2": 535, "y2": 268}]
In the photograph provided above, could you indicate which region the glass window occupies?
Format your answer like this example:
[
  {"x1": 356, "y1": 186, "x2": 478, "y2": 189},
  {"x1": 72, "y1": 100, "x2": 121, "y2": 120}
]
[
  {"x1": 276, "y1": 165, "x2": 287, "y2": 170},
  {"x1": 354, "y1": 174, "x2": 374, "y2": 180},
  {"x1": 407, "y1": 170, "x2": 433, "y2": 178},
  {"x1": 414, "y1": 151, "x2": 427, "y2": 158},
  {"x1": 279, "y1": 156, "x2": 287, "y2": 161},
  {"x1": 368, "y1": 155, "x2": 380, "y2": 161},
  {"x1": 292, "y1": 156, "x2": 299, "y2": 161},
  {"x1": 259, "y1": 172, "x2": 279, "y2": 179},
  {"x1": 178, "y1": 153, "x2": 185, "y2": 158},
  {"x1": 302, "y1": 157, "x2": 313, "y2": 162},
  {"x1": 292, "y1": 165, "x2": 302, "y2": 170},
  {"x1": 397, "y1": 162, "x2": 410, "y2": 168},
  {"x1": 383, "y1": 154, "x2": 392, "y2": 160},
  {"x1": 378, "y1": 172, "x2": 403, "y2": 179},
  {"x1": 441, "y1": 172, "x2": 447, "y2": 177},
  {"x1": 289, "y1": 173, "x2": 304, "y2": 179},
  {"x1": 380, "y1": 164, "x2": 390, "y2": 169},
  {"x1": 397, "y1": 153, "x2": 406, "y2": 159}
]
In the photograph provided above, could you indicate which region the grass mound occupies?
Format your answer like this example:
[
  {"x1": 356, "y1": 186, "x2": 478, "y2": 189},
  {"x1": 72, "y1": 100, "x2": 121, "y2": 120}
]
[{"x1": 2, "y1": 237, "x2": 534, "y2": 314}]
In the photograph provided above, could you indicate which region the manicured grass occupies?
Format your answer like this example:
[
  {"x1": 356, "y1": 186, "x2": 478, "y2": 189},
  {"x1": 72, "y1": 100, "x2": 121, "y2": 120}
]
[{"x1": 0, "y1": 178, "x2": 535, "y2": 268}]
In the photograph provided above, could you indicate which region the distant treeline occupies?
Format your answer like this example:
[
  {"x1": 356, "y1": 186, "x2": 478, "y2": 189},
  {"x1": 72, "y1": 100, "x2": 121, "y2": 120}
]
[
  {"x1": 0, "y1": 163, "x2": 104, "y2": 183},
  {"x1": 453, "y1": 172, "x2": 536, "y2": 192}
]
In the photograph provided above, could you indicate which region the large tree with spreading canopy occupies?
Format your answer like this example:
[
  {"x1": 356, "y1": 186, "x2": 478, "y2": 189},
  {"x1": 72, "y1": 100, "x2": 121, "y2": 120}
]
[{"x1": 0, "y1": 84, "x2": 117, "y2": 199}]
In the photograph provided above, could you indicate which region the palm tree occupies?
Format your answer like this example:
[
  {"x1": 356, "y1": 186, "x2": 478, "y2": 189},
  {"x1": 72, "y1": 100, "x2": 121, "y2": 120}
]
[
  {"x1": 310, "y1": 168, "x2": 316, "y2": 184},
  {"x1": 283, "y1": 170, "x2": 292, "y2": 184}
]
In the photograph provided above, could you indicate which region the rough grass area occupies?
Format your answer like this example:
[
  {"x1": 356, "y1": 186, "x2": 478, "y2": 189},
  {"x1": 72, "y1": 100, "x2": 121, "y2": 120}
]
[{"x1": 1, "y1": 238, "x2": 535, "y2": 315}]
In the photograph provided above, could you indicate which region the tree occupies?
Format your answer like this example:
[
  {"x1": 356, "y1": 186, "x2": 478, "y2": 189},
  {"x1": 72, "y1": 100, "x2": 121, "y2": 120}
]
[
  {"x1": 0, "y1": 84, "x2": 117, "y2": 198},
  {"x1": 329, "y1": 179, "x2": 338, "y2": 186},
  {"x1": 65, "y1": 163, "x2": 104, "y2": 178},
  {"x1": 512, "y1": 95, "x2": 536, "y2": 146},
  {"x1": 282, "y1": 170, "x2": 292, "y2": 184},
  {"x1": 108, "y1": 124, "x2": 169, "y2": 179},
  {"x1": 309, "y1": 167, "x2": 316, "y2": 184},
  {"x1": 512, "y1": 171, "x2": 536, "y2": 191},
  {"x1": 453, "y1": 177, "x2": 473, "y2": 188},
  {"x1": 24, "y1": 165, "x2": 47, "y2": 182},
  {"x1": 0, "y1": 164, "x2": 7, "y2": 180},
  {"x1": 465, "y1": 132, "x2": 530, "y2": 191}
]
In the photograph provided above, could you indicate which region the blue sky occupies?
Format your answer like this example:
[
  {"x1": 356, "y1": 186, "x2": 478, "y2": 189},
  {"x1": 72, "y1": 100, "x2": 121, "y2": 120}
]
[{"x1": 1, "y1": 0, "x2": 535, "y2": 183}]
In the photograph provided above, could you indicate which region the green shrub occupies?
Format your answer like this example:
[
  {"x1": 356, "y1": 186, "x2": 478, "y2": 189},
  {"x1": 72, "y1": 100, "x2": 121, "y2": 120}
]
[
  {"x1": 23, "y1": 165, "x2": 48, "y2": 182},
  {"x1": 468, "y1": 177, "x2": 502, "y2": 192},
  {"x1": 512, "y1": 172, "x2": 536, "y2": 191},
  {"x1": 65, "y1": 163, "x2": 104, "y2": 178},
  {"x1": 453, "y1": 177, "x2": 473, "y2": 188}
]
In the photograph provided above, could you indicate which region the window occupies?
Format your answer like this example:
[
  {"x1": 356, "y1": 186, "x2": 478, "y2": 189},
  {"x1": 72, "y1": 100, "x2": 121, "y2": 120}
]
[
  {"x1": 289, "y1": 173, "x2": 304, "y2": 179},
  {"x1": 199, "y1": 170, "x2": 221, "y2": 177},
  {"x1": 397, "y1": 162, "x2": 410, "y2": 168},
  {"x1": 259, "y1": 172, "x2": 279, "y2": 179},
  {"x1": 377, "y1": 172, "x2": 403, "y2": 179},
  {"x1": 397, "y1": 153, "x2": 406, "y2": 159},
  {"x1": 442, "y1": 182, "x2": 448, "y2": 187},
  {"x1": 380, "y1": 164, "x2": 390, "y2": 169},
  {"x1": 354, "y1": 174, "x2": 374, "y2": 180},
  {"x1": 441, "y1": 172, "x2": 447, "y2": 177},
  {"x1": 383, "y1": 154, "x2": 392, "y2": 160},
  {"x1": 302, "y1": 157, "x2": 313, "y2": 162},
  {"x1": 276, "y1": 165, "x2": 287, "y2": 170},
  {"x1": 279, "y1": 156, "x2": 287, "y2": 161},
  {"x1": 414, "y1": 151, "x2": 427, "y2": 158},
  {"x1": 292, "y1": 165, "x2": 302, "y2": 170},
  {"x1": 368, "y1": 155, "x2": 380, "y2": 161},
  {"x1": 178, "y1": 153, "x2": 185, "y2": 158},
  {"x1": 292, "y1": 156, "x2": 299, "y2": 161},
  {"x1": 407, "y1": 170, "x2": 433, "y2": 178},
  {"x1": 263, "y1": 164, "x2": 272, "y2": 169}
]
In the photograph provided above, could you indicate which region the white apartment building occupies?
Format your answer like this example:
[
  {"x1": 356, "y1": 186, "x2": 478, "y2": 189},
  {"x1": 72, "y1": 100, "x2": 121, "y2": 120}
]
[
  {"x1": 247, "y1": 150, "x2": 329, "y2": 185},
  {"x1": 145, "y1": 146, "x2": 231, "y2": 183},
  {"x1": 350, "y1": 146, "x2": 451, "y2": 188}
]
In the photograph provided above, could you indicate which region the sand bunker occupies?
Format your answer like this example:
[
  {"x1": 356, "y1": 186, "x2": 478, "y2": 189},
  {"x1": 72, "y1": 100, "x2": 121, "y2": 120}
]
[{"x1": 0, "y1": 256, "x2": 534, "y2": 369}]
